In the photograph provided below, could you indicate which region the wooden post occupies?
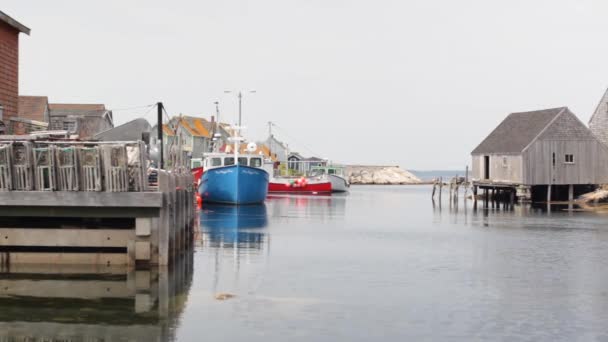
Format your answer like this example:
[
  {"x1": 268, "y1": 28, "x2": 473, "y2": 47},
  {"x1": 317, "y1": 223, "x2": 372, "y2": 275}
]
[
  {"x1": 439, "y1": 177, "x2": 443, "y2": 202},
  {"x1": 473, "y1": 185, "x2": 478, "y2": 210},
  {"x1": 547, "y1": 184, "x2": 552, "y2": 213},
  {"x1": 464, "y1": 166, "x2": 469, "y2": 197},
  {"x1": 510, "y1": 189, "x2": 515, "y2": 209},
  {"x1": 432, "y1": 179, "x2": 437, "y2": 200},
  {"x1": 568, "y1": 184, "x2": 574, "y2": 202},
  {"x1": 484, "y1": 188, "x2": 488, "y2": 208}
]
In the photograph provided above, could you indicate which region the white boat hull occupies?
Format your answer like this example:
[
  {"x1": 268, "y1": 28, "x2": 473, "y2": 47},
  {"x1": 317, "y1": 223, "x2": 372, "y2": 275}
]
[{"x1": 329, "y1": 174, "x2": 349, "y2": 192}]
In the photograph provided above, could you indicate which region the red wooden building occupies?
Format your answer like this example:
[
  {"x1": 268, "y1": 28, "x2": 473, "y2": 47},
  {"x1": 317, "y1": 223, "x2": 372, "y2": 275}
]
[{"x1": 0, "y1": 11, "x2": 29, "y2": 133}]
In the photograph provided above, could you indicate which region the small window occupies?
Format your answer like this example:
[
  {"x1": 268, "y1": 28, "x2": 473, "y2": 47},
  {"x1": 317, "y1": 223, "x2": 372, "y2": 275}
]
[
  {"x1": 211, "y1": 158, "x2": 222, "y2": 166},
  {"x1": 63, "y1": 120, "x2": 77, "y2": 133},
  {"x1": 250, "y1": 158, "x2": 262, "y2": 167},
  {"x1": 191, "y1": 160, "x2": 202, "y2": 168},
  {"x1": 328, "y1": 169, "x2": 336, "y2": 175},
  {"x1": 502, "y1": 157, "x2": 508, "y2": 167},
  {"x1": 224, "y1": 157, "x2": 235, "y2": 166},
  {"x1": 565, "y1": 154, "x2": 574, "y2": 164},
  {"x1": 238, "y1": 157, "x2": 248, "y2": 166}
]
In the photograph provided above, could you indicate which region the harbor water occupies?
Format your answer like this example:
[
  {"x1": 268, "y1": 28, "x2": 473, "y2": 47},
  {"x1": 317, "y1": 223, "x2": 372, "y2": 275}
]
[{"x1": 3, "y1": 185, "x2": 608, "y2": 341}]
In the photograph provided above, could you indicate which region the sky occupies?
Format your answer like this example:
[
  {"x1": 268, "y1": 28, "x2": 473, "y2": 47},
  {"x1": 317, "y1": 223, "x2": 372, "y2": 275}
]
[{"x1": 4, "y1": 0, "x2": 608, "y2": 170}]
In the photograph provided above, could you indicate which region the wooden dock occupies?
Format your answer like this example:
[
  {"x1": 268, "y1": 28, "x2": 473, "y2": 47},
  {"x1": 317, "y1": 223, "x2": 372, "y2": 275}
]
[{"x1": 0, "y1": 139, "x2": 195, "y2": 268}]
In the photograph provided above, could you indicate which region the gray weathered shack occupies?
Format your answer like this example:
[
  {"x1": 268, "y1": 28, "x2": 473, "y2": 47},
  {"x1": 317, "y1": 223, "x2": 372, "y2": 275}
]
[{"x1": 471, "y1": 107, "x2": 608, "y2": 201}]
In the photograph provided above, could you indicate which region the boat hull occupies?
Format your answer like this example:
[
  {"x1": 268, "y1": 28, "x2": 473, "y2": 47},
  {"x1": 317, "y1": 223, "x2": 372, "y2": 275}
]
[
  {"x1": 329, "y1": 174, "x2": 350, "y2": 192},
  {"x1": 199, "y1": 165, "x2": 269, "y2": 205},
  {"x1": 268, "y1": 179, "x2": 332, "y2": 194}
]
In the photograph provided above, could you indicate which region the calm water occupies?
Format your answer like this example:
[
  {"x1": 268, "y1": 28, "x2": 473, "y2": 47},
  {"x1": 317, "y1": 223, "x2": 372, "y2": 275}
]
[{"x1": 3, "y1": 185, "x2": 608, "y2": 341}]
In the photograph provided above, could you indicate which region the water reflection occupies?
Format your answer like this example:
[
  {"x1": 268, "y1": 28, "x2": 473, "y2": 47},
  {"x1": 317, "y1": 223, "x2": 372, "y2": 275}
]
[
  {"x1": 199, "y1": 204, "x2": 268, "y2": 250},
  {"x1": 0, "y1": 254, "x2": 193, "y2": 342},
  {"x1": 267, "y1": 194, "x2": 347, "y2": 220},
  {"x1": 198, "y1": 204, "x2": 270, "y2": 300}
]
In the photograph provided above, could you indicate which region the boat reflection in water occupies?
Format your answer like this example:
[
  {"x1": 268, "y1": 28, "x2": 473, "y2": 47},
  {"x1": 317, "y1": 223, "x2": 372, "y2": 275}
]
[
  {"x1": 0, "y1": 254, "x2": 193, "y2": 342},
  {"x1": 198, "y1": 203, "x2": 270, "y2": 297},
  {"x1": 200, "y1": 203, "x2": 268, "y2": 250}
]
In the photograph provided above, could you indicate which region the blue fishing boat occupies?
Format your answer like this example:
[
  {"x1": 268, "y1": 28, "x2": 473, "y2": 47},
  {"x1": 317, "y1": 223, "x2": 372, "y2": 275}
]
[{"x1": 199, "y1": 150, "x2": 269, "y2": 205}]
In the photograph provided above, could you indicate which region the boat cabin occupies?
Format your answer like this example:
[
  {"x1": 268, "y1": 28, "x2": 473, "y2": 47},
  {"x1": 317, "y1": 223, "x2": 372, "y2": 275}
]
[
  {"x1": 310, "y1": 165, "x2": 345, "y2": 177},
  {"x1": 203, "y1": 153, "x2": 264, "y2": 170}
]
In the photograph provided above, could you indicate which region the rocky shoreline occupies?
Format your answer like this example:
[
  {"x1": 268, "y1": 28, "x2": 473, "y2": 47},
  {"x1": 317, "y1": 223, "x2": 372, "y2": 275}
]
[{"x1": 345, "y1": 165, "x2": 422, "y2": 185}]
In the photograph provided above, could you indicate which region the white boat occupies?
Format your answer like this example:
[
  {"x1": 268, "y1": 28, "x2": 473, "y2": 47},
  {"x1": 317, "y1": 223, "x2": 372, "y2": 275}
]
[{"x1": 310, "y1": 165, "x2": 350, "y2": 192}]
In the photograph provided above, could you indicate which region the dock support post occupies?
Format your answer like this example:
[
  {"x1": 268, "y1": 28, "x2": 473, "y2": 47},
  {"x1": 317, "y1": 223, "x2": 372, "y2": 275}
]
[
  {"x1": 484, "y1": 188, "x2": 488, "y2": 208},
  {"x1": 547, "y1": 184, "x2": 552, "y2": 212},
  {"x1": 510, "y1": 189, "x2": 515, "y2": 209},
  {"x1": 568, "y1": 184, "x2": 574, "y2": 212},
  {"x1": 473, "y1": 185, "x2": 478, "y2": 210}
]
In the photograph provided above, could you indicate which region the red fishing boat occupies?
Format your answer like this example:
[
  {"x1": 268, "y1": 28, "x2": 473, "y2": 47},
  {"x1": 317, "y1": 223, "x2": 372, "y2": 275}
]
[{"x1": 268, "y1": 176, "x2": 332, "y2": 194}]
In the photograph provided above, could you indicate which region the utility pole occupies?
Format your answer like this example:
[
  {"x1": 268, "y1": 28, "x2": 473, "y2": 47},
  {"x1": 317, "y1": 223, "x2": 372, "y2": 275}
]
[
  {"x1": 157, "y1": 102, "x2": 164, "y2": 169},
  {"x1": 225, "y1": 90, "x2": 256, "y2": 127},
  {"x1": 268, "y1": 121, "x2": 273, "y2": 137},
  {"x1": 238, "y1": 91, "x2": 242, "y2": 127}
]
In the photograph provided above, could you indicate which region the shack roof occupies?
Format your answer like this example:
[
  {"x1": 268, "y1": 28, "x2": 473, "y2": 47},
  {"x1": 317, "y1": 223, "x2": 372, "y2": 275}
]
[
  {"x1": 0, "y1": 11, "x2": 30, "y2": 35},
  {"x1": 49, "y1": 103, "x2": 107, "y2": 116},
  {"x1": 178, "y1": 116, "x2": 211, "y2": 138},
  {"x1": 472, "y1": 107, "x2": 567, "y2": 154},
  {"x1": 18, "y1": 96, "x2": 48, "y2": 122}
]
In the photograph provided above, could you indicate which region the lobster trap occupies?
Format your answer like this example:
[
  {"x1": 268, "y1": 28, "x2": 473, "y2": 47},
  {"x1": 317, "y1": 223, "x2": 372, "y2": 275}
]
[
  {"x1": 0, "y1": 143, "x2": 12, "y2": 190},
  {"x1": 56, "y1": 146, "x2": 79, "y2": 191},
  {"x1": 33, "y1": 146, "x2": 56, "y2": 191},
  {"x1": 78, "y1": 147, "x2": 102, "y2": 191},
  {"x1": 11, "y1": 142, "x2": 34, "y2": 191},
  {"x1": 102, "y1": 145, "x2": 129, "y2": 192}
]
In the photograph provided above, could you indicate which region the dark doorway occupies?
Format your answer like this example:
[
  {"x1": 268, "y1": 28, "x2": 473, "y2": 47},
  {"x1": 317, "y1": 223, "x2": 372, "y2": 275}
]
[{"x1": 483, "y1": 155, "x2": 490, "y2": 180}]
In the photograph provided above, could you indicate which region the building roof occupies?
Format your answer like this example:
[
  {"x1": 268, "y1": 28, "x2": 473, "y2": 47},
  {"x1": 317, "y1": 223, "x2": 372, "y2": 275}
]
[
  {"x1": 162, "y1": 124, "x2": 176, "y2": 136},
  {"x1": 472, "y1": 107, "x2": 567, "y2": 154},
  {"x1": 18, "y1": 96, "x2": 48, "y2": 122},
  {"x1": 0, "y1": 11, "x2": 30, "y2": 35},
  {"x1": 177, "y1": 116, "x2": 212, "y2": 138},
  {"x1": 49, "y1": 103, "x2": 107, "y2": 115}
]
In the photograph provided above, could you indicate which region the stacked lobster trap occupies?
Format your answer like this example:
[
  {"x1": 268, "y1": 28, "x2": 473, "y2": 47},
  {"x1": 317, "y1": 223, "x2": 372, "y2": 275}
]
[{"x1": 0, "y1": 140, "x2": 148, "y2": 192}]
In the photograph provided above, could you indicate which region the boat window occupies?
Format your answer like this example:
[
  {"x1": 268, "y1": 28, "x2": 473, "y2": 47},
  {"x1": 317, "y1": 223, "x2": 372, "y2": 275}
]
[
  {"x1": 238, "y1": 157, "x2": 248, "y2": 166},
  {"x1": 192, "y1": 160, "x2": 202, "y2": 168},
  {"x1": 250, "y1": 158, "x2": 262, "y2": 167},
  {"x1": 211, "y1": 158, "x2": 222, "y2": 166},
  {"x1": 224, "y1": 157, "x2": 235, "y2": 166},
  {"x1": 328, "y1": 169, "x2": 336, "y2": 175}
]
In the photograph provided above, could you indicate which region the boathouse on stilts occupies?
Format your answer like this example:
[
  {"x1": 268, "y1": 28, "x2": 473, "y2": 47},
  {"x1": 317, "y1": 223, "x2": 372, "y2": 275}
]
[{"x1": 471, "y1": 107, "x2": 608, "y2": 205}]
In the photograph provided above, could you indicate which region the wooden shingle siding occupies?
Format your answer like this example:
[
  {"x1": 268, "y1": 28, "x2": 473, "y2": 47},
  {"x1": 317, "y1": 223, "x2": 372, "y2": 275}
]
[
  {"x1": 522, "y1": 140, "x2": 608, "y2": 185},
  {"x1": 471, "y1": 154, "x2": 522, "y2": 183},
  {"x1": 472, "y1": 106, "x2": 608, "y2": 186}
]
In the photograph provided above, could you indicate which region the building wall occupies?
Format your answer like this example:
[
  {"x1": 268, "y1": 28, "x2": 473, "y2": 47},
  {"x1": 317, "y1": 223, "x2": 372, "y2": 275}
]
[
  {"x1": 192, "y1": 136, "x2": 209, "y2": 159},
  {"x1": 0, "y1": 21, "x2": 19, "y2": 121},
  {"x1": 522, "y1": 139, "x2": 608, "y2": 185},
  {"x1": 265, "y1": 136, "x2": 288, "y2": 162},
  {"x1": 471, "y1": 154, "x2": 522, "y2": 183},
  {"x1": 589, "y1": 89, "x2": 608, "y2": 148}
]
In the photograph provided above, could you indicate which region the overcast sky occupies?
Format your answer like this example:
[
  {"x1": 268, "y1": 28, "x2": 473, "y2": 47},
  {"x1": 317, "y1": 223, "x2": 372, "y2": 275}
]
[{"x1": 5, "y1": 0, "x2": 608, "y2": 169}]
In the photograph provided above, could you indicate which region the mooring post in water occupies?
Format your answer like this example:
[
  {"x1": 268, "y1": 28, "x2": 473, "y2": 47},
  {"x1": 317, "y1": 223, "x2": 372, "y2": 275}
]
[
  {"x1": 439, "y1": 177, "x2": 443, "y2": 202},
  {"x1": 432, "y1": 179, "x2": 437, "y2": 200},
  {"x1": 464, "y1": 166, "x2": 469, "y2": 197},
  {"x1": 568, "y1": 184, "x2": 574, "y2": 202},
  {"x1": 547, "y1": 184, "x2": 552, "y2": 212}
]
